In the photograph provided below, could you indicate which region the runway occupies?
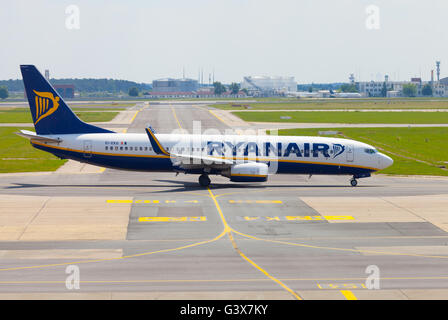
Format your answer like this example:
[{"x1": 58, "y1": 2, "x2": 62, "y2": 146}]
[{"x1": 0, "y1": 102, "x2": 448, "y2": 300}]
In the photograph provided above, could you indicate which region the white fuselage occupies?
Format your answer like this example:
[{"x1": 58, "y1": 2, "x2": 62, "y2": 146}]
[{"x1": 31, "y1": 133, "x2": 393, "y2": 177}]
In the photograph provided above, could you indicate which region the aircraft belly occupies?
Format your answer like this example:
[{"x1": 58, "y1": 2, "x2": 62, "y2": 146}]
[{"x1": 276, "y1": 160, "x2": 373, "y2": 175}]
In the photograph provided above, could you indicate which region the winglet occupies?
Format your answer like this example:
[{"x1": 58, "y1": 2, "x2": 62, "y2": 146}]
[{"x1": 145, "y1": 128, "x2": 170, "y2": 156}]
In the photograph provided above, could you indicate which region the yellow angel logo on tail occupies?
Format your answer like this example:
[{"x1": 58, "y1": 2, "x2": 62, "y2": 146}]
[{"x1": 33, "y1": 90, "x2": 60, "y2": 124}]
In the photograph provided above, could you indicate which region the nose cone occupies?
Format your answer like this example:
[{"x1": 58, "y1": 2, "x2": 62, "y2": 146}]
[{"x1": 378, "y1": 153, "x2": 393, "y2": 169}]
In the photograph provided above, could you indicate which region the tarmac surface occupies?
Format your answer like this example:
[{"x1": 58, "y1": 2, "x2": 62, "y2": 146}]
[{"x1": 0, "y1": 102, "x2": 448, "y2": 300}]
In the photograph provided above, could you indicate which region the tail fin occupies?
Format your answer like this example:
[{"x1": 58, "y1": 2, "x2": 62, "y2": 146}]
[{"x1": 20, "y1": 65, "x2": 113, "y2": 135}]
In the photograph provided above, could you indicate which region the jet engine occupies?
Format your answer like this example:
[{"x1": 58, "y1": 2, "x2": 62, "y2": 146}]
[{"x1": 225, "y1": 162, "x2": 269, "y2": 182}]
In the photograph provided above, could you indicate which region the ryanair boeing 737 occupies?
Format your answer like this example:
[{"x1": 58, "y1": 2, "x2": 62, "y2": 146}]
[{"x1": 17, "y1": 65, "x2": 393, "y2": 187}]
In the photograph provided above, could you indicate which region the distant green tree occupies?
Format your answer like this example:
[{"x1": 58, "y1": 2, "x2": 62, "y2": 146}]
[
  {"x1": 402, "y1": 83, "x2": 417, "y2": 97},
  {"x1": 213, "y1": 82, "x2": 226, "y2": 95},
  {"x1": 308, "y1": 86, "x2": 313, "y2": 93},
  {"x1": 0, "y1": 79, "x2": 152, "y2": 94},
  {"x1": 340, "y1": 83, "x2": 358, "y2": 93},
  {"x1": 229, "y1": 83, "x2": 240, "y2": 95},
  {"x1": 128, "y1": 87, "x2": 139, "y2": 97},
  {"x1": 241, "y1": 88, "x2": 248, "y2": 95},
  {"x1": 0, "y1": 86, "x2": 8, "y2": 99},
  {"x1": 422, "y1": 84, "x2": 433, "y2": 96}
]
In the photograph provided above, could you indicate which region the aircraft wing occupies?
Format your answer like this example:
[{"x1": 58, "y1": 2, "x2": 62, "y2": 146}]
[
  {"x1": 170, "y1": 152, "x2": 234, "y2": 166},
  {"x1": 15, "y1": 130, "x2": 62, "y2": 143}
]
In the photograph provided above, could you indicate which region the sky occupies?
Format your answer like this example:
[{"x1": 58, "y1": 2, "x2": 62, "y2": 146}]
[{"x1": 1, "y1": 0, "x2": 447, "y2": 84}]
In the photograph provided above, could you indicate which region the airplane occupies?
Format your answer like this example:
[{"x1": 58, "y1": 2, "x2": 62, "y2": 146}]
[
  {"x1": 284, "y1": 91, "x2": 320, "y2": 98},
  {"x1": 329, "y1": 89, "x2": 362, "y2": 98},
  {"x1": 16, "y1": 65, "x2": 393, "y2": 187}
]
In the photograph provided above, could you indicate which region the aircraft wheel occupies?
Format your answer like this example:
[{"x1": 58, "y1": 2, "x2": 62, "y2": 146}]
[
  {"x1": 199, "y1": 174, "x2": 211, "y2": 187},
  {"x1": 350, "y1": 178, "x2": 358, "y2": 187}
]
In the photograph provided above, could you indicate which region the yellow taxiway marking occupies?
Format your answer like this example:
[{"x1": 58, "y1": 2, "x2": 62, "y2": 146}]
[
  {"x1": 107, "y1": 200, "x2": 160, "y2": 204},
  {"x1": 340, "y1": 290, "x2": 358, "y2": 300},
  {"x1": 207, "y1": 187, "x2": 302, "y2": 300},
  {"x1": 229, "y1": 200, "x2": 282, "y2": 204},
  {"x1": 139, "y1": 217, "x2": 206, "y2": 222},
  {"x1": 122, "y1": 107, "x2": 144, "y2": 134},
  {"x1": 208, "y1": 109, "x2": 230, "y2": 126},
  {"x1": 171, "y1": 106, "x2": 183, "y2": 130},
  {"x1": 317, "y1": 283, "x2": 366, "y2": 290},
  {"x1": 107, "y1": 200, "x2": 201, "y2": 204},
  {"x1": 5, "y1": 187, "x2": 448, "y2": 283},
  {"x1": 129, "y1": 109, "x2": 141, "y2": 124},
  {"x1": 107, "y1": 199, "x2": 133, "y2": 203},
  {"x1": 286, "y1": 216, "x2": 354, "y2": 221},
  {"x1": 242, "y1": 216, "x2": 354, "y2": 221},
  {"x1": 231, "y1": 228, "x2": 448, "y2": 260},
  {"x1": 0, "y1": 225, "x2": 226, "y2": 272},
  {"x1": 3, "y1": 275, "x2": 448, "y2": 285}
]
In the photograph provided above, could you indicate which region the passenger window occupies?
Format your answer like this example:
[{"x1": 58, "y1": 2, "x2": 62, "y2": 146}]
[
  {"x1": 115, "y1": 146, "x2": 118, "y2": 151},
  {"x1": 120, "y1": 147, "x2": 123, "y2": 150},
  {"x1": 130, "y1": 147, "x2": 133, "y2": 151},
  {"x1": 105, "y1": 146, "x2": 108, "y2": 150},
  {"x1": 140, "y1": 147, "x2": 143, "y2": 151}
]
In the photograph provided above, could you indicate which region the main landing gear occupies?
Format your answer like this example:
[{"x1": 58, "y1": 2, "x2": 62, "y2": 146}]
[
  {"x1": 350, "y1": 177, "x2": 358, "y2": 187},
  {"x1": 199, "y1": 174, "x2": 211, "y2": 187}
]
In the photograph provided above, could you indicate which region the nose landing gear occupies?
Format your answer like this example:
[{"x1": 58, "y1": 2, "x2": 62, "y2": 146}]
[
  {"x1": 199, "y1": 174, "x2": 211, "y2": 187},
  {"x1": 349, "y1": 173, "x2": 370, "y2": 187}
]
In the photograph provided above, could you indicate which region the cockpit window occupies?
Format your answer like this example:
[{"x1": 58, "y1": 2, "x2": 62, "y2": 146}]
[{"x1": 364, "y1": 148, "x2": 377, "y2": 154}]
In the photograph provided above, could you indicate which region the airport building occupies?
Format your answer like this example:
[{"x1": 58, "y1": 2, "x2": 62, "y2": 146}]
[
  {"x1": 54, "y1": 84, "x2": 75, "y2": 99},
  {"x1": 149, "y1": 78, "x2": 199, "y2": 98},
  {"x1": 356, "y1": 62, "x2": 448, "y2": 97},
  {"x1": 357, "y1": 81, "x2": 394, "y2": 97},
  {"x1": 148, "y1": 78, "x2": 247, "y2": 98},
  {"x1": 357, "y1": 77, "x2": 448, "y2": 97},
  {"x1": 152, "y1": 78, "x2": 199, "y2": 93},
  {"x1": 241, "y1": 76, "x2": 297, "y2": 95}
]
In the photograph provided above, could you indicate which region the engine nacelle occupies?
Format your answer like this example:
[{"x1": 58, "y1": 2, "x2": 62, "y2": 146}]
[{"x1": 228, "y1": 162, "x2": 268, "y2": 182}]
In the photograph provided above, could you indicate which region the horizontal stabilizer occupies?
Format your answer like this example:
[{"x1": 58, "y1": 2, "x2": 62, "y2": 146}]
[{"x1": 15, "y1": 130, "x2": 62, "y2": 143}]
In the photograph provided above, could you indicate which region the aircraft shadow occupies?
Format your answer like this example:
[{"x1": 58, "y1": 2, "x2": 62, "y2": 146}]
[{"x1": 4, "y1": 181, "x2": 380, "y2": 194}]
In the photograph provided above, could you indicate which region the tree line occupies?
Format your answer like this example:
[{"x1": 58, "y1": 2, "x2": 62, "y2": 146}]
[{"x1": 0, "y1": 78, "x2": 151, "y2": 93}]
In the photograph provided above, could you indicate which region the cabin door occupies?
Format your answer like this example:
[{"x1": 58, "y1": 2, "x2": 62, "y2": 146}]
[
  {"x1": 83, "y1": 140, "x2": 93, "y2": 158},
  {"x1": 346, "y1": 144, "x2": 354, "y2": 162}
]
